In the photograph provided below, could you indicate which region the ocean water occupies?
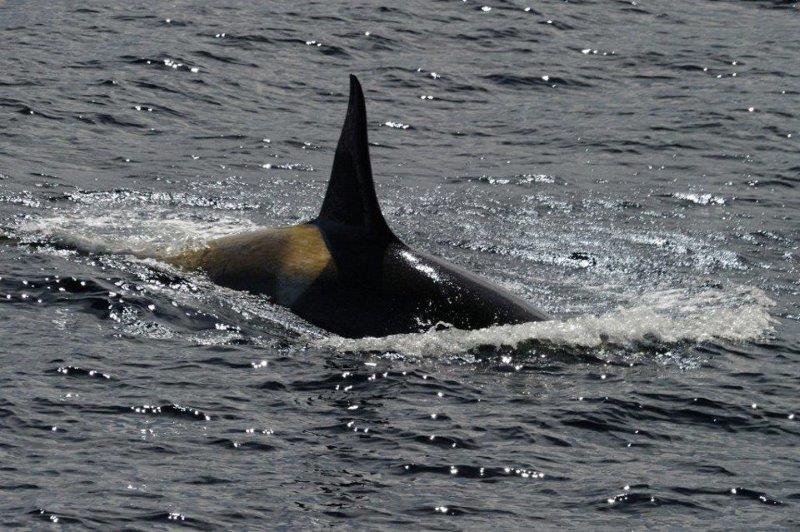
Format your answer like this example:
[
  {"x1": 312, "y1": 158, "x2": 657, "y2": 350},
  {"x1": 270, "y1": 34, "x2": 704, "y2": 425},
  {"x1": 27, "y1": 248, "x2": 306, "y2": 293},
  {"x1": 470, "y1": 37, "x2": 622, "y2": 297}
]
[{"x1": 1, "y1": 0, "x2": 798, "y2": 528}]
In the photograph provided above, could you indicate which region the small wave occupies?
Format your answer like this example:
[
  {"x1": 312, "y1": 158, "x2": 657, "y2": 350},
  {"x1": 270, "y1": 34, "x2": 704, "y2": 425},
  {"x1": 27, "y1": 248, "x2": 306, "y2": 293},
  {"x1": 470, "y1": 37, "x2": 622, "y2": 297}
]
[
  {"x1": 383, "y1": 121, "x2": 411, "y2": 130},
  {"x1": 131, "y1": 404, "x2": 211, "y2": 421},
  {"x1": 59, "y1": 189, "x2": 260, "y2": 211},
  {"x1": 483, "y1": 73, "x2": 590, "y2": 89},
  {"x1": 318, "y1": 286, "x2": 775, "y2": 357},
  {"x1": 55, "y1": 366, "x2": 112, "y2": 380},
  {"x1": 455, "y1": 173, "x2": 555, "y2": 186},
  {"x1": 673, "y1": 192, "x2": 725, "y2": 205},
  {"x1": 261, "y1": 162, "x2": 314, "y2": 172}
]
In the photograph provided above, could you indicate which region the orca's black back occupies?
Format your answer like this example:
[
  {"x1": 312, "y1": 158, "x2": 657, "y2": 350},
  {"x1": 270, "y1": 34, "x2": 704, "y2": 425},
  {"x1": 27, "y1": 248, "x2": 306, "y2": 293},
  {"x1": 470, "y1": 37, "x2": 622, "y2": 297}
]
[{"x1": 291, "y1": 229, "x2": 546, "y2": 338}]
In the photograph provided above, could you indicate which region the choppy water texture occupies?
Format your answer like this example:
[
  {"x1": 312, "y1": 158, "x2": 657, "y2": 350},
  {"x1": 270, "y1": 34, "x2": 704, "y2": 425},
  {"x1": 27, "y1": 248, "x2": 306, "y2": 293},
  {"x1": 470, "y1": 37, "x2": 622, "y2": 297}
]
[{"x1": 1, "y1": 0, "x2": 799, "y2": 529}]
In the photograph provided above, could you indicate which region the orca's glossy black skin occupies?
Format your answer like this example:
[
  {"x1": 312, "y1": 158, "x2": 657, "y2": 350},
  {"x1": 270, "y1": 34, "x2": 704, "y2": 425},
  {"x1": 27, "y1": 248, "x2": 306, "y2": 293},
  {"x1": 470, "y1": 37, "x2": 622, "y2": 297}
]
[
  {"x1": 288, "y1": 221, "x2": 547, "y2": 338},
  {"x1": 170, "y1": 75, "x2": 549, "y2": 338}
]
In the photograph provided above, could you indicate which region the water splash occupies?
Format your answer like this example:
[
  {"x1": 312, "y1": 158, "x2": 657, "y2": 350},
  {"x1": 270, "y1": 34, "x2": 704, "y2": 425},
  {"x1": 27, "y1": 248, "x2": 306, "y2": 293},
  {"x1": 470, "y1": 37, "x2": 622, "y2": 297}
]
[{"x1": 318, "y1": 286, "x2": 775, "y2": 357}]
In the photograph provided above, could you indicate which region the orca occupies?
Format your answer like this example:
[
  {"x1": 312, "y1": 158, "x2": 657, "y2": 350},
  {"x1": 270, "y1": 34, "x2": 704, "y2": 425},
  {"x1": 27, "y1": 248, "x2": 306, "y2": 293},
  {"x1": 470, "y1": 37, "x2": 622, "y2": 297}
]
[{"x1": 168, "y1": 75, "x2": 549, "y2": 338}]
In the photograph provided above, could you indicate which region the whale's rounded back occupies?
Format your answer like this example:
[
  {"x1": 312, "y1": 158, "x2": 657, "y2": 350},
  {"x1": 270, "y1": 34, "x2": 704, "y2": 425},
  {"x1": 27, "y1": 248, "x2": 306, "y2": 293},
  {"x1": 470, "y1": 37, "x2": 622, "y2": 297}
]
[{"x1": 167, "y1": 75, "x2": 548, "y2": 338}]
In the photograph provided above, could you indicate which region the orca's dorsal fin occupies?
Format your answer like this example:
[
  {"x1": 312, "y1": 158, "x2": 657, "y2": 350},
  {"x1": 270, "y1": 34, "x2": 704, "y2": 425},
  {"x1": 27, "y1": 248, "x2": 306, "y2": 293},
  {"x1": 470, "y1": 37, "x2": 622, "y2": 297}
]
[{"x1": 317, "y1": 75, "x2": 396, "y2": 242}]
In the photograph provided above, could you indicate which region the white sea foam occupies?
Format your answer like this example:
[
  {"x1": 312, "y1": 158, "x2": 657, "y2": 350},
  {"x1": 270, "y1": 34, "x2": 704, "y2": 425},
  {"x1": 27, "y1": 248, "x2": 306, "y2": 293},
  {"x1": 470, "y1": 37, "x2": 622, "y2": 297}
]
[
  {"x1": 317, "y1": 286, "x2": 775, "y2": 357},
  {"x1": 15, "y1": 212, "x2": 260, "y2": 257}
]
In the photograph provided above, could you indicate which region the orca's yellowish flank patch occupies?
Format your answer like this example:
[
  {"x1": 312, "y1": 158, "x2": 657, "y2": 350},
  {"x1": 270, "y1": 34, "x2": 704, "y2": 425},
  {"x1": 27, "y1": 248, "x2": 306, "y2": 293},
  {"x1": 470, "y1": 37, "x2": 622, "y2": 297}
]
[{"x1": 167, "y1": 224, "x2": 333, "y2": 306}]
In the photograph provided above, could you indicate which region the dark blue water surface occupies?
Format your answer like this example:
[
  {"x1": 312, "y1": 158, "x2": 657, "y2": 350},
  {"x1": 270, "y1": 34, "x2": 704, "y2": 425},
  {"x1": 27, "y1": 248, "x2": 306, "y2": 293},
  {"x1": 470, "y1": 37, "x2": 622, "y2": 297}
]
[{"x1": 1, "y1": 0, "x2": 799, "y2": 529}]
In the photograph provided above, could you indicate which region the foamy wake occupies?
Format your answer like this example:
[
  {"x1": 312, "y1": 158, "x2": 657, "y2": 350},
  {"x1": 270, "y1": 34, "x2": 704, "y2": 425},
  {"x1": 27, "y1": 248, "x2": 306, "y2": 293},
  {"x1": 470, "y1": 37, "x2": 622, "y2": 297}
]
[
  {"x1": 6, "y1": 214, "x2": 777, "y2": 357},
  {"x1": 12, "y1": 212, "x2": 260, "y2": 257},
  {"x1": 317, "y1": 286, "x2": 776, "y2": 357}
]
